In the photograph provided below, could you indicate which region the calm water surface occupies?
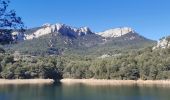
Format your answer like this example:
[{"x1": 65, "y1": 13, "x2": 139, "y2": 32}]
[{"x1": 0, "y1": 83, "x2": 170, "y2": 100}]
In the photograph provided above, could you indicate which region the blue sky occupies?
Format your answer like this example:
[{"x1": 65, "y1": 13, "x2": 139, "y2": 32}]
[{"x1": 10, "y1": 0, "x2": 170, "y2": 40}]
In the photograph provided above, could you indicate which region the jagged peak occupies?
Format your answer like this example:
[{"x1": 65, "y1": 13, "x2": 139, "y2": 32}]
[
  {"x1": 42, "y1": 23, "x2": 92, "y2": 32},
  {"x1": 13, "y1": 23, "x2": 93, "y2": 40}
]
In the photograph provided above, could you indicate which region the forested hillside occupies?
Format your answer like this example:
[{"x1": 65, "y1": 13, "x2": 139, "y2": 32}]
[
  {"x1": 6, "y1": 28, "x2": 155, "y2": 56},
  {"x1": 1, "y1": 46, "x2": 170, "y2": 80}
]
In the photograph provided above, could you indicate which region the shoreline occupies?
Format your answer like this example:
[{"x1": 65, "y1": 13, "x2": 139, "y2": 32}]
[
  {"x1": 0, "y1": 79, "x2": 54, "y2": 85},
  {"x1": 1, "y1": 79, "x2": 170, "y2": 86},
  {"x1": 60, "y1": 79, "x2": 170, "y2": 86}
]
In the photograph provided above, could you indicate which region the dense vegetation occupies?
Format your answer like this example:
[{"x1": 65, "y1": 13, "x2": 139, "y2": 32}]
[{"x1": 0, "y1": 46, "x2": 170, "y2": 80}]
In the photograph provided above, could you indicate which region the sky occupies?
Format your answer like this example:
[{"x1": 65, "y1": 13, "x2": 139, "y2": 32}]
[{"x1": 10, "y1": 0, "x2": 170, "y2": 40}]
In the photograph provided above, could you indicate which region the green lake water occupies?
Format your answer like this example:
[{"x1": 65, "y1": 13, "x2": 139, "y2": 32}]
[{"x1": 0, "y1": 83, "x2": 170, "y2": 100}]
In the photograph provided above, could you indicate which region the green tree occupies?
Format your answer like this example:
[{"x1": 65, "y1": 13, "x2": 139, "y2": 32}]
[{"x1": 0, "y1": 0, "x2": 24, "y2": 44}]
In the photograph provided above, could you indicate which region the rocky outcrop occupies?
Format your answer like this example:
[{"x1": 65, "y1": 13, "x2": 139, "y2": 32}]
[
  {"x1": 153, "y1": 36, "x2": 170, "y2": 49},
  {"x1": 13, "y1": 23, "x2": 94, "y2": 40},
  {"x1": 97, "y1": 27, "x2": 135, "y2": 38}
]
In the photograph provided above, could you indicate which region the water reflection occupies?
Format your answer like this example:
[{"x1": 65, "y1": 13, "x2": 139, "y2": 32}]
[{"x1": 0, "y1": 83, "x2": 170, "y2": 100}]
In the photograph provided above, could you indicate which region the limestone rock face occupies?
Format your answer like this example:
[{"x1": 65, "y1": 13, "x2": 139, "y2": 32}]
[
  {"x1": 153, "y1": 36, "x2": 170, "y2": 49},
  {"x1": 97, "y1": 27, "x2": 135, "y2": 38},
  {"x1": 12, "y1": 23, "x2": 94, "y2": 40}
]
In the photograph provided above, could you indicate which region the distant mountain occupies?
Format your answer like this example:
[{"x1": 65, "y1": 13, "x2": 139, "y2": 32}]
[
  {"x1": 13, "y1": 23, "x2": 93, "y2": 41},
  {"x1": 7, "y1": 23, "x2": 155, "y2": 56}
]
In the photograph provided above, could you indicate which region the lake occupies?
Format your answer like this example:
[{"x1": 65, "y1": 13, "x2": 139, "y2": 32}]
[{"x1": 0, "y1": 83, "x2": 170, "y2": 100}]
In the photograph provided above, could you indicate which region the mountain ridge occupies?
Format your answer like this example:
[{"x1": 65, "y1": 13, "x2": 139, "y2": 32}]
[
  {"x1": 12, "y1": 23, "x2": 149, "y2": 41},
  {"x1": 7, "y1": 23, "x2": 156, "y2": 56},
  {"x1": 13, "y1": 23, "x2": 94, "y2": 41}
]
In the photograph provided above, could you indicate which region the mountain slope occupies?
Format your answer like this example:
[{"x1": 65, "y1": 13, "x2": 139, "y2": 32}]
[{"x1": 7, "y1": 23, "x2": 155, "y2": 56}]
